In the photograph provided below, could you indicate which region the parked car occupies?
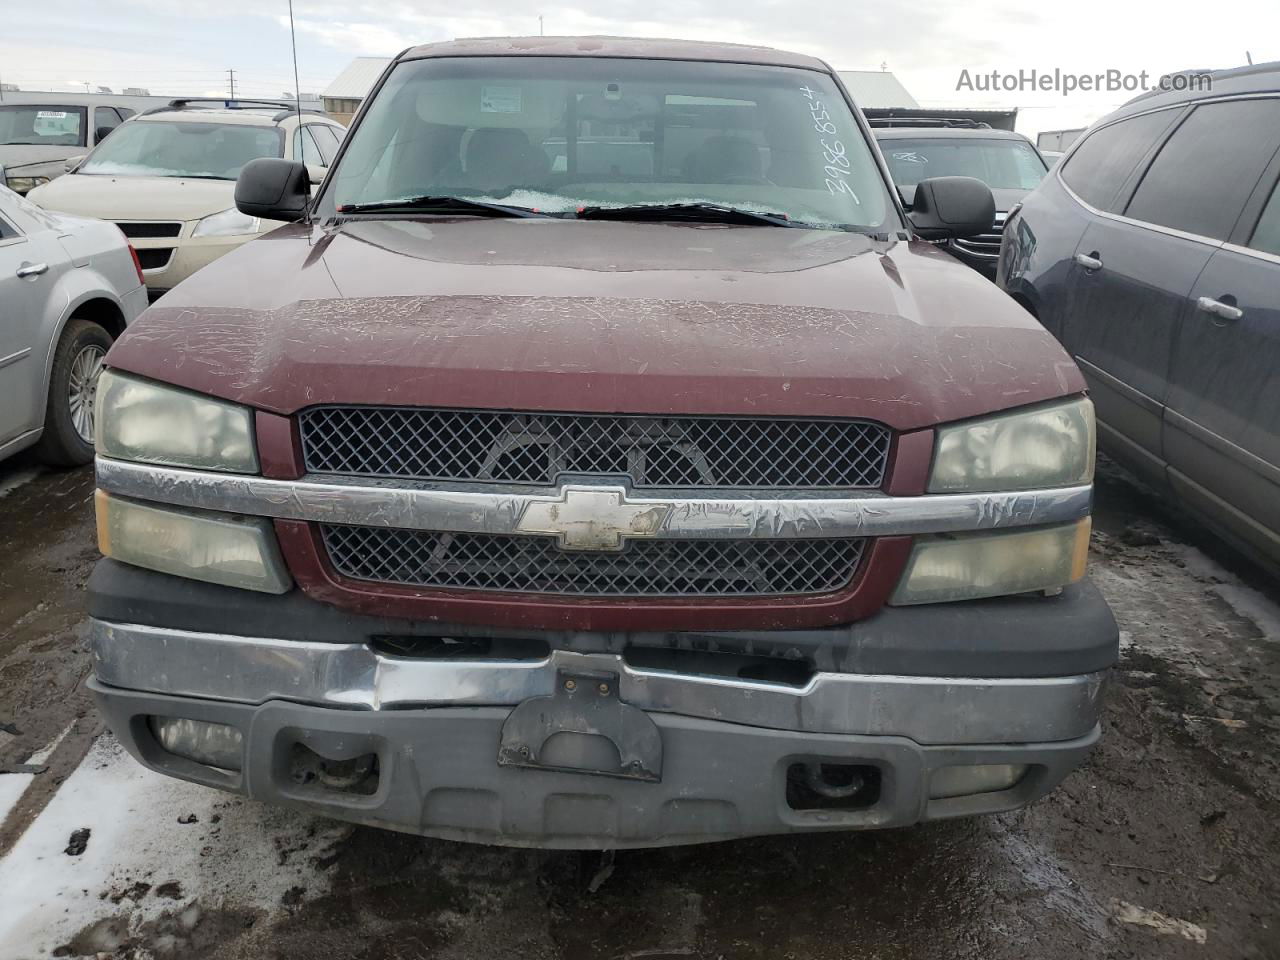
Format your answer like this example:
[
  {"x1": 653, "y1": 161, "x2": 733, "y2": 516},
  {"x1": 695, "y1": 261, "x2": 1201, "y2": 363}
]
[
  {"x1": 874, "y1": 121, "x2": 1049, "y2": 277},
  {"x1": 87, "y1": 37, "x2": 1116, "y2": 849},
  {"x1": 999, "y1": 61, "x2": 1280, "y2": 574},
  {"x1": 0, "y1": 92, "x2": 161, "y2": 194},
  {"x1": 27, "y1": 99, "x2": 345, "y2": 299},
  {"x1": 0, "y1": 184, "x2": 146, "y2": 465}
]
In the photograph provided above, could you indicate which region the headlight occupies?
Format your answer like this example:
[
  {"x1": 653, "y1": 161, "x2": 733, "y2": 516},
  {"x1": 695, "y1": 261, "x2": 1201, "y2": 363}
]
[
  {"x1": 891, "y1": 519, "x2": 1090, "y2": 605},
  {"x1": 96, "y1": 370, "x2": 258, "y2": 472},
  {"x1": 97, "y1": 491, "x2": 290, "y2": 593},
  {"x1": 929, "y1": 398, "x2": 1095, "y2": 493},
  {"x1": 192, "y1": 207, "x2": 261, "y2": 238},
  {"x1": 6, "y1": 175, "x2": 50, "y2": 194}
]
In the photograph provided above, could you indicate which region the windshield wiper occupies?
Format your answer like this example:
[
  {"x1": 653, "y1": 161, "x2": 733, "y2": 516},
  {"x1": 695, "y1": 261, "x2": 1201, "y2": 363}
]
[
  {"x1": 337, "y1": 195, "x2": 546, "y2": 218},
  {"x1": 576, "y1": 202, "x2": 796, "y2": 227}
]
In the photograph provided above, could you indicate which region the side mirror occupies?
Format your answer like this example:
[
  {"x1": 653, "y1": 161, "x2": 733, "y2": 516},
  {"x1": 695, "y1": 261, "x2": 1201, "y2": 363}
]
[
  {"x1": 95, "y1": 126, "x2": 116, "y2": 144},
  {"x1": 305, "y1": 164, "x2": 327, "y2": 185},
  {"x1": 235, "y1": 158, "x2": 309, "y2": 222},
  {"x1": 64, "y1": 155, "x2": 86, "y2": 173},
  {"x1": 907, "y1": 176, "x2": 995, "y2": 240}
]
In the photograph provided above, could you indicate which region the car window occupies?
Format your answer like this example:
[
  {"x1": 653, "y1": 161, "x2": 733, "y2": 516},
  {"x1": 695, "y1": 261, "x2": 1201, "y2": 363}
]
[
  {"x1": 94, "y1": 106, "x2": 125, "y2": 139},
  {"x1": 77, "y1": 120, "x2": 283, "y2": 180},
  {"x1": 0, "y1": 211, "x2": 19, "y2": 241},
  {"x1": 1125, "y1": 99, "x2": 1280, "y2": 241},
  {"x1": 0, "y1": 105, "x2": 87, "y2": 147},
  {"x1": 327, "y1": 56, "x2": 896, "y2": 230},
  {"x1": 309, "y1": 124, "x2": 343, "y2": 164},
  {"x1": 1060, "y1": 108, "x2": 1180, "y2": 211},
  {"x1": 293, "y1": 126, "x2": 324, "y2": 166},
  {"x1": 880, "y1": 137, "x2": 1046, "y2": 190},
  {"x1": 1249, "y1": 179, "x2": 1280, "y2": 257}
]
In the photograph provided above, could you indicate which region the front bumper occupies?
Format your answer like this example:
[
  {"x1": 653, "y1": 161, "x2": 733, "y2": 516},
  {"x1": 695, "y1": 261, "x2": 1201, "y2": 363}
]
[
  {"x1": 87, "y1": 563, "x2": 1115, "y2": 848},
  {"x1": 136, "y1": 233, "x2": 253, "y2": 299}
]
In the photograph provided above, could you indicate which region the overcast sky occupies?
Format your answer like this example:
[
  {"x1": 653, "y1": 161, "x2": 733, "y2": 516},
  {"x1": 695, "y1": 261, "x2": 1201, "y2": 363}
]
[{"x1": 2, "y1": 0, "x2": 1276, "y2": 137}]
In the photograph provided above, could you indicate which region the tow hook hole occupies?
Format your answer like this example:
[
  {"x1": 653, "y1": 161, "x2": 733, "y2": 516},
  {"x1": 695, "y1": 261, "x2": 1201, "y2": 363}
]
[
  {"x1": 288, "y1": 743, "x2": 380, "y2": 796},
  {"x1": 785, "y1": 762, "x2": 880, "y2": 811}
]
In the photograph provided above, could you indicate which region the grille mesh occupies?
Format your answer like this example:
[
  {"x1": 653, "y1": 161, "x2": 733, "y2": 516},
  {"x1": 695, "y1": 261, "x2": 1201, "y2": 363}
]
[
  {"x1": 300, "y1": 408, "x2": 891, "y2": 489},
  {"x1": 322, "y1": 525, "x2": 866, "y2": 597}
]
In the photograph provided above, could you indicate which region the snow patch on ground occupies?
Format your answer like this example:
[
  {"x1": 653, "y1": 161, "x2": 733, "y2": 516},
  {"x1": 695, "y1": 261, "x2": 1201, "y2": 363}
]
[
  {"x1": 0, "y1": 469, "x2": 40, "y2": 500},
  {"x1": 0, "y1": 775, "x2": 33, "y2": 830},
  {"x1": 0, "y1": 735, "x2": 350, "y2": 959},
  {"x1": 1176, "y1": 545, "x2": 1280, "y2": 641}
]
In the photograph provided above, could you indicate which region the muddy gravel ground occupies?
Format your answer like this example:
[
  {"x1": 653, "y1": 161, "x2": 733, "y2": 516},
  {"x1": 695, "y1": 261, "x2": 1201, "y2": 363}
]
[{"x1": 0, "y1": 453, "x2": 1277, "y2": 960}]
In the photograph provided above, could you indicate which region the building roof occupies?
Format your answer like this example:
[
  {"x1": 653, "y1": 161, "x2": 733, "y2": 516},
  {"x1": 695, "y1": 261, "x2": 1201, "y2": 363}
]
[
  {"x1": 402, "y1": 36, "x2": 830, "y2": 71},
  {"x1": 836, "y1": 71, "x2": 919, "y2": 108},
  {"x1": 322, "y1": 57, "x2": 392, "y2": 99}
]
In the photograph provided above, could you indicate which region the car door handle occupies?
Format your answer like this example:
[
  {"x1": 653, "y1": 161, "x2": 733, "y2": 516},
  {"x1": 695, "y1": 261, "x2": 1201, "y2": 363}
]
[
  {"x1": 1074, "y1": 253, "x2": 1103, "y2": 272},
  {"x1": 15, "y1": 262, "x2": 49, "y2": 279},
  {"x1": 1196, "y1": 296, "x2": 1244, "y2": 322}
]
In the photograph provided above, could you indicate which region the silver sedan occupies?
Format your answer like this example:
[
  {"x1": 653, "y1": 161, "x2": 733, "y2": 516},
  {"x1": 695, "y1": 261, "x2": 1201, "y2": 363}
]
[{"x1": 0, "y1": 181, "x2": 147, "y2": 465}]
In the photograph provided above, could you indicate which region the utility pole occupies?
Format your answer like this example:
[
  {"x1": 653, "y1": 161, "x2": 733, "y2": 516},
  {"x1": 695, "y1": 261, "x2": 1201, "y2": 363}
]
[
  {"x1": 539, "y1": 15, "x2": 544, "y2": 36},
  {"x1": 227, "y1": 69, "x2": 237, "y2": 99}
]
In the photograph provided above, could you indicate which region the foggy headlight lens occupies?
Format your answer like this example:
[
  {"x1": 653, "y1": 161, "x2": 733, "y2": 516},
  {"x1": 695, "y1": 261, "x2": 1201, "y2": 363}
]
[
  {"x1": 891, "y1": 519, "x2": 1090, "y2": 605},
  {"x1": 96, "y1": 370, "x2": 257, "y2": 472},
  {"x1": 192, "y1": 207, "x2": 261, "y2": 237},
  {"x1": 929, "y1": 398, "x2": 1095, "y2": 493},
  {"x1": 96, "y1": 491, "x2": 290, "y2": 593},
  {"x1": 6, "y1": 176, "x2": 50, "y2": 193}
]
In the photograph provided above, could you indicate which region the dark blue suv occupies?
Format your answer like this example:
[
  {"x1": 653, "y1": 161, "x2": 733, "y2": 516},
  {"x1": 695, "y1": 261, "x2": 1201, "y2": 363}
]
[{"x1": 999, "y1": 63, "x2": 1280, "y2": 573}]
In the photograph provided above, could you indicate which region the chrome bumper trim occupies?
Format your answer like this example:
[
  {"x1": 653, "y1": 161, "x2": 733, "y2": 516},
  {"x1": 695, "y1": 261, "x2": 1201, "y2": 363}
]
[
  {"x1": 89, "y1": 620, "x2": 1106, "y2": 745},
  {"x1": 94, "y1": 457, "x2": 1092, "y2": 541}
]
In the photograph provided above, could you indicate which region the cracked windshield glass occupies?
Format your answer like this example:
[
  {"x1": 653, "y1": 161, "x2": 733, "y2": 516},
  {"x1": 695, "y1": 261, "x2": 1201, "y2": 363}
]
[{"x1": 326, "y1": 56, "x2": 894, "y2": 229}]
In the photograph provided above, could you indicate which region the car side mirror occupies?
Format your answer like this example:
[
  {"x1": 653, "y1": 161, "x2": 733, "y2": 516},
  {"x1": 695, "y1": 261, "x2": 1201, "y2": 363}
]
[
  {"x1": 907, "y1": 176, "x2": 995, "y2": 240},
  {"x1": 305, "y1": 164, "x2": 327, "y2": 185},
  {"x1": 64, "y1": 155, "x2": 86, "y2": 173},
  {"x1": 235, "y1": 158, "x2": 310, "y2": 222},
  {"x1": 95, "y1": 126, "x2": 116, "y2": 144}
]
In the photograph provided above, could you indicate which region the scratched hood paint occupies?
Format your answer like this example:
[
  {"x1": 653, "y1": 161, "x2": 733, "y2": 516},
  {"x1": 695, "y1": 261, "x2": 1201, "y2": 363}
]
[{"x1": 106, "y1": 218, "x2": 1085, "y2": 430}]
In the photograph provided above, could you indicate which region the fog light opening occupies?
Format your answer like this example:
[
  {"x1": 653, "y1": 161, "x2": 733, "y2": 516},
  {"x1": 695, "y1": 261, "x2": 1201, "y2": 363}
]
[
  {"x1": 928, "y1": 763, "x2": 1029, "y2": 800},
  {"x1": 786, "y1": 762, "x2": 880, "y2": 811},
  {"x1": 149, "y1": 716, "x2": 243, "y2": 772},
  {"x1": 288, "y1": 743, "x2": 380, "y2": 796}
]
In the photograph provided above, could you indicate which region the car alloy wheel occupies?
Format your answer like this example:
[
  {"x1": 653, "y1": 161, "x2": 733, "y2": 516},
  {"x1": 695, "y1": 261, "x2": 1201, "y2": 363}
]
[{"x1": 68, "y1": 344, "x2": 107, "y2": 444}]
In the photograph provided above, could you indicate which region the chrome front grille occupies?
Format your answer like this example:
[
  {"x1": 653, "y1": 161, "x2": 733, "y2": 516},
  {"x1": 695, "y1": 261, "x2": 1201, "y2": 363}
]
[
  {"x1": 299, "y1": 407, "x2": 892, "y2": 490},
  {"x1": 322, "y1": 525, "x2": 867, "y2": 597},
  {"x1": 952, "y1": 216, "x2": 1006, "y2": 260}
]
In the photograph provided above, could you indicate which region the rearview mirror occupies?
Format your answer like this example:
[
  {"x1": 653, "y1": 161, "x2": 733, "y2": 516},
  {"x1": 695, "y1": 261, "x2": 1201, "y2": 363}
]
[
  {"x1": 906, "y1": 176, "x2": 995, "y2": 240},
  {"x1": 95, "y1": 126, "x2": 116, "y2": 144},
  {"x1": 235, "y1": 158, "x2": 310, "y2": 222},
  {"x1": 64, "y1": 155, "x2": 86, "y2": 173}
]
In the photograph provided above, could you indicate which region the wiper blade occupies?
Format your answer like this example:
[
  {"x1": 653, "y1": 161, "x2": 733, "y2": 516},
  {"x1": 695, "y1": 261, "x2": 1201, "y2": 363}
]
[
  {"x1": 576, "y1": 202, "x2": 795, "y2": 227},
  {"x1": 337, "y1": 195, "x2": 546, "y2": 218}
]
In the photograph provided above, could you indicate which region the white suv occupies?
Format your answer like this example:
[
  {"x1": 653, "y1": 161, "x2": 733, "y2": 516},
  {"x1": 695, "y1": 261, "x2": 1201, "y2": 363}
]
[{"x1": 26, "y1": 99, "x2": 345, "y2": 299}]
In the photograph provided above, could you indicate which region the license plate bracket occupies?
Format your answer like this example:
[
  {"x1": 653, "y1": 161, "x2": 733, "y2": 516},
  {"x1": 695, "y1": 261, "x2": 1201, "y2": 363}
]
[{"x1": 497, "y1": 668, "x2": 662, "y2": 782}]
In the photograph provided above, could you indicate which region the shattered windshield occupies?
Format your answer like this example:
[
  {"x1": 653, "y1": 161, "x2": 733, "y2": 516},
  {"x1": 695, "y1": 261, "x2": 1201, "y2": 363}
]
[{"x1": 325, "y1": 56, "x2": 896, "y2": 230}]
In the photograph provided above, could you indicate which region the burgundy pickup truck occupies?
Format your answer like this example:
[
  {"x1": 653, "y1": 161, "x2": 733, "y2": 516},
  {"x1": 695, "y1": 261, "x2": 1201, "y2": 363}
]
[{"x1": 87, "y1": 37, "x2": 1116, "y2": 848}]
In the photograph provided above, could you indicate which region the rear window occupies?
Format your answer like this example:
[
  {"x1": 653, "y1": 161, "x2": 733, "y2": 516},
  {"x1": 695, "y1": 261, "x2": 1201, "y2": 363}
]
[
  {"x1": 879, "y1": 137, "x2": 1046, "y2": 190},
  {"x1": 1125, "y1": 99, "x2": 1280, "y2": 241},
  {"x1": 1060, "y1": 108, "x2": 1180, "y2": 211},
  {"x1": 0, "y1": 105, "x2": 87, "y2": 147},
  {"x1": 78, "y1": 120, "x2": 283, "y2": 180},
  {"x1": 326, "y1": 56, "x2": 896, "y2": 231},
  {"x1": 1247, "y1": 179, "x2": 1280, "y2": 256}
]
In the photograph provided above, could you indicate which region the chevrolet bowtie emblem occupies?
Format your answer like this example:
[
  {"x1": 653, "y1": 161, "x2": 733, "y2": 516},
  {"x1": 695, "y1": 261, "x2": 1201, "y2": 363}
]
[{"x1": 516, "y1": 486, "x2": 673, "y2": 551}]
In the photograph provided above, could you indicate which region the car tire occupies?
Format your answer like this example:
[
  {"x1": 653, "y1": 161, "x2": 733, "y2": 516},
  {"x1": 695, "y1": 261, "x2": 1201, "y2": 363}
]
[{"x1": 34, "y1": 319, "x2": 113, "y2": 467}]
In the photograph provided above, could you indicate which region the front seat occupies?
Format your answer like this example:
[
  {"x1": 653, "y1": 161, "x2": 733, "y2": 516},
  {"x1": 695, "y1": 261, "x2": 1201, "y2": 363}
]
[{"x1": 462, "y1": 127, "x2": 550, "y2": 191}]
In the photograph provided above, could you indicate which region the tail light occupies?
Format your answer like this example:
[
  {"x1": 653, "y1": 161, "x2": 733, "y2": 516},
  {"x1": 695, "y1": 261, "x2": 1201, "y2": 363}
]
[{"x1": 128, "y1": 243, "x2": 145, "y2": 286}]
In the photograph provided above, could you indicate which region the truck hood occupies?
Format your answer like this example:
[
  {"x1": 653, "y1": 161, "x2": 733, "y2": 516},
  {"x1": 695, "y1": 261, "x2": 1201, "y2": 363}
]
[
  {"x1": 107, "y1": 218, "x2": 1084, "y2": 431},
  {"x1": 26, "y1": 172, "x2": 235, "y2": 222}
]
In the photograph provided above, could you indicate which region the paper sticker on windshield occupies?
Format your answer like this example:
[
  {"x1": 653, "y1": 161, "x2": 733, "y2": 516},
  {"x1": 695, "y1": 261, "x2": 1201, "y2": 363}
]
[
  {"x1": 481, "y1": 87, "x2": 522, "y2": 113},
  {"x1": 36, "y1": 111, "x2": 69, "y2": 119}
]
